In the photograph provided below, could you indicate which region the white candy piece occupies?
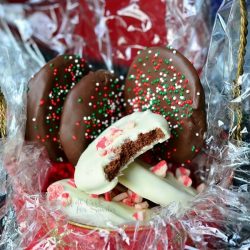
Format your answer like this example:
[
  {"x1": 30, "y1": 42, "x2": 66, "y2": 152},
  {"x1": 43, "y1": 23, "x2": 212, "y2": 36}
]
[
  {"x1": 75, "y1": 111, "x2": 170, "y2": 194},
  {"x1": 119, "y1": 161, "x2": 197, "y2": 206},
  {"x1": 47, "y1": 179, "x2": 151, "y2": 227}
]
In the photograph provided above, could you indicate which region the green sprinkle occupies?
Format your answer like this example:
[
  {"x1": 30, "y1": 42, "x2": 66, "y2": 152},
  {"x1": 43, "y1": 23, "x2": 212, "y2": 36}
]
[
  {"x1": 164, "y1": 59, "x2": 170, "y2": 65},
  {"x1": 77, "y1": 97, "x2": 83, "y2": 103}
]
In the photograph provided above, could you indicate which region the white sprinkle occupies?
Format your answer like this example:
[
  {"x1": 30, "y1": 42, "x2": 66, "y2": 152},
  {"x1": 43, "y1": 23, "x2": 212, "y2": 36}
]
[
  {"x1": 120, "y1": 75, "x2": 124, "y2": 80},
  {"x1": 173, "y1": 50, "x2": 176, "y2": 54},
  {"x1": 169, "y1": 58, "x2": 173, "y2": 62},
  {"x1": 195, "y1": 133, "x2": 199, "y2": 136},
  {"x1": 148, "y1": 50, "x2": 152, "y2": 54},
  {"x1": 58, "y1": 157, "x2": 63, "y2": 162},
  {"x1": 32, "y1": 118, "x2": 36, "y2": 122},
  {"x1": 186, "y1": 90, "x2": 190, "y2": 94},
  {"x1": 197, "y1": 92, "x2": 200, "y2": 96}
]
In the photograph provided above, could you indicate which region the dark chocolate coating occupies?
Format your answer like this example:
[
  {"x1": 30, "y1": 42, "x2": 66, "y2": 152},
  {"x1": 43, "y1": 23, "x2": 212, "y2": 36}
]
[
  {"x1": 60, "y1": 70, "x2": 124, "y2": 165},
  {"x1": 125, "y1": 47, "x2": 206, "y2": 163},
  {"x1": 26, "y1": 55, "x2": 89, "y2": 162}
]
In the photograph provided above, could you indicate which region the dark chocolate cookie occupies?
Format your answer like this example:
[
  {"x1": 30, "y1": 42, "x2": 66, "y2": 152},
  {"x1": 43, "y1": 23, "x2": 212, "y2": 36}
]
[
  {"x1": 26, "y1": 55, "x2": 89, "y2": 162},
  {"x1": 124, "y1": 46, "x2": 206, "y2": 163},
  {"x1": 59, "y1": 70, "x2": 125, "y2": 165}
]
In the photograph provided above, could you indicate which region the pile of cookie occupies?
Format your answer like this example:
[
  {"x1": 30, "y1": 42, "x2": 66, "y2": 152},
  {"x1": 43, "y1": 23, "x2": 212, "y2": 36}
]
[{"x1": 26, "y1": 46, "x2": 206, "y2": 227}]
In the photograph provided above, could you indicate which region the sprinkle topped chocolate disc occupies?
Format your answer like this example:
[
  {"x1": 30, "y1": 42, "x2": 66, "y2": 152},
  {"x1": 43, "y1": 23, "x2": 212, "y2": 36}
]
[
  {"x1": 124, "y1": 46, "x2": 206, "y2": 163},
  {"x1": 26, "y1": 55, "x2": 89, "y2": 162},
  {"x1": 59, "y1": 70, "x2": 125, "y2": 165}
]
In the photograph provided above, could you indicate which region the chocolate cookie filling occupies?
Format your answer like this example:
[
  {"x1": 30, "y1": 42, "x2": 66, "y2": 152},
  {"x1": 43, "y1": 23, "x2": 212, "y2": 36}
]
[{"x1": 104, "y1": 128, "x2": 165, "y2": 181}]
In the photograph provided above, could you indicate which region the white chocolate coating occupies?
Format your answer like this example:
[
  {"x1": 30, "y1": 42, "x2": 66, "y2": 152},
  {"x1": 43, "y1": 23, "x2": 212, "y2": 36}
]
[
  {"x1": 119, "y1": 161, "x2": 197, "y2": 206},
  {"x1": 47, "y1": 179, "x2": 151, "y2": 227},
  {"x1": 74, "y1": 111, "x2": 170, "y2": 194}
]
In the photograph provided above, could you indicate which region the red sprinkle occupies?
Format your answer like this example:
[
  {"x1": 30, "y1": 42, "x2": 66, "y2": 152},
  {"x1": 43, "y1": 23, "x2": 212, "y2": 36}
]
[{"x1": 40, "y1": 99, "x2": 45, "y2": 106}]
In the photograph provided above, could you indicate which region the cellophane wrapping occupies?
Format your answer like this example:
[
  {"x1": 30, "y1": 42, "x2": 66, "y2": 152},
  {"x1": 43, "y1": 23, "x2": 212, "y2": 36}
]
[{"x1": 0, "y1": 0, "x2": 250, "y2": 249}]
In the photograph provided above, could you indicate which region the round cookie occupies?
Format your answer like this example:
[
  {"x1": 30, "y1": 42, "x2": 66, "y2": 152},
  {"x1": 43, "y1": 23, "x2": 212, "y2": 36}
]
[
  {"x1": 124, "y1": 46, "x2": 206, "y2": 163},
  {"x1": 26, "y1": 55, "x2": 89, "y2": 162},
  {"x1": 59, "y1": 70, "x2": 125, "y2": 165},
  {"x1": 74, "y1": 111, "x2": 170, "y2": 194}
]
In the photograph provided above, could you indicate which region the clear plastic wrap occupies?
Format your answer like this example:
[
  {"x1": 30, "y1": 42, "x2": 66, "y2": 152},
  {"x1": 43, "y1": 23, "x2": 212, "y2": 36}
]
[{"x1": 0, "y1": 0, "x2": 250, "y2": 249}]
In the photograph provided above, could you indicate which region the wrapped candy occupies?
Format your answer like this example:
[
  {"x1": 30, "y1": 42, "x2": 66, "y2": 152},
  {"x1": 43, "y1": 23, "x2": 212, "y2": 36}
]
[{"x1": 0, "y1": 0, "x2": 250, "y2": 249}]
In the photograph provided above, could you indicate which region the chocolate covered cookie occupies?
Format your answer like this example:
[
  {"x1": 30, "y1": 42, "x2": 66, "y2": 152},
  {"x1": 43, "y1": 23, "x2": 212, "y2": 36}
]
[
  {"x1": 26, "y1": 55, "x2": 89, "y2": 162},
  {"x1": 59, "y1": 70, "x2": 125, "y2": 165},
  {"x1": 124, "y1": 47, "x2": 206, "y2": 163}
]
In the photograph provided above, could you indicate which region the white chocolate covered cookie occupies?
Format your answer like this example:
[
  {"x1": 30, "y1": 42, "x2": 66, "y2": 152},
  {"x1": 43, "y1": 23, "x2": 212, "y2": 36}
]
[
  {"x1": 119, "y1": 161, "x2": 197, "y2": 206},
  {"x1": 74, "y1": 111, "x2": 170, "y2": 194},
  {"x1": 47, "y1": 179, "x2": 151, "y2": 227}
]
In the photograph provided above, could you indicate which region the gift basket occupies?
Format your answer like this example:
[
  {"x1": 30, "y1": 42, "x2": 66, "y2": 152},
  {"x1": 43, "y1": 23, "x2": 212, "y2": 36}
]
[{"x1": 0, "y1": 0, "x2": 250, "y2": 249}]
